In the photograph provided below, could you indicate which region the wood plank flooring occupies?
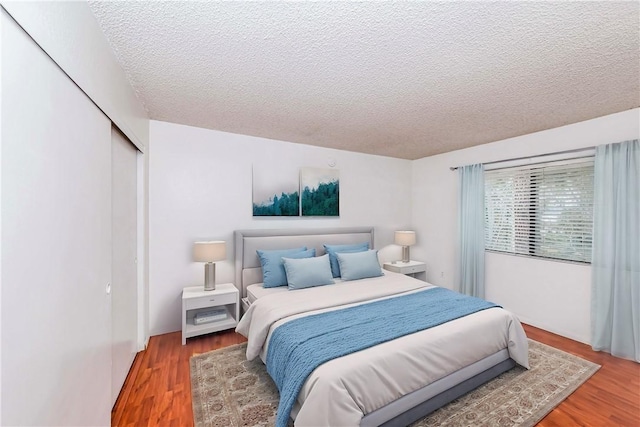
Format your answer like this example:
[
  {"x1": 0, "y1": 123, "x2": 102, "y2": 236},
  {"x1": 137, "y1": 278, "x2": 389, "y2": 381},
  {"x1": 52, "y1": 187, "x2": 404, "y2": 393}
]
[{"x1": 113, "y1": 324, "x2": 639, "y2": 426}]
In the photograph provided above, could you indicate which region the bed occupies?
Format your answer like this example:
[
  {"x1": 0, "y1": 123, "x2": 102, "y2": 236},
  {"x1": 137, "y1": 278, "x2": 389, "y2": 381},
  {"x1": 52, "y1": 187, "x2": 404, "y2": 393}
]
[{"x1": 234, "y1": 227, "x2": 529, "y2": 427}]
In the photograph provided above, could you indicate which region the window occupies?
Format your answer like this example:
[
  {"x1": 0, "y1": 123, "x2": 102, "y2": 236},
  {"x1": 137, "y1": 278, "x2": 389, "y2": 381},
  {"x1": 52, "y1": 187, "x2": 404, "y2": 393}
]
[{"x1": 484, "y1": 158, "x2": 594, "y2": 263}]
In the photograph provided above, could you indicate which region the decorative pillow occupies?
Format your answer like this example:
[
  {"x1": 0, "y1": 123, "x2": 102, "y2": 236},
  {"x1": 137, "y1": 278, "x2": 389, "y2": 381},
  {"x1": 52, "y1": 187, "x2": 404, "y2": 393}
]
[
  {"x1": 323, "y1": 242, "x2": 370, "y2": 277},
  {"x1": 256, "y1": 247, "x2": 309, "y2": 288},
  {"x1": 336, "y1": 250, "x2": 383, "y2": 281},
  {"x1": 282, "y1": 254, "x2": 335, "y2": 290}
]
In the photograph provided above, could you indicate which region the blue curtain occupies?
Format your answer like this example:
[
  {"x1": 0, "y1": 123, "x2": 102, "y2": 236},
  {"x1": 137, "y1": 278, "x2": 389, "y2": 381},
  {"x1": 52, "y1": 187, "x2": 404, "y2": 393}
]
[
  {"x1": 591, "y1": 139, "x2": 639, "y2": 362},
  {"x1": 457, "y1": 164, "x2": 485, "y2": 298}
]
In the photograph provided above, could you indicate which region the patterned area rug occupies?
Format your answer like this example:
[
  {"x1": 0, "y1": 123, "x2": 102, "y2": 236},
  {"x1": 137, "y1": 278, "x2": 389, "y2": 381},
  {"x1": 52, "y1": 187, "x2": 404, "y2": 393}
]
[{"x1": 190, "y1": 340, "x2": 599, "y2": 427}]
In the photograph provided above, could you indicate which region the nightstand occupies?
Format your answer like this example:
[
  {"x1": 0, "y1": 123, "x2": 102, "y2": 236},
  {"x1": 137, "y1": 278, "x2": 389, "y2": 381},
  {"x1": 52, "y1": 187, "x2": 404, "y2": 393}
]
[
  {"x1": 181, "y1": 283, "x2": 239, "y2": 345},
  {"x1": 383, "y1": 260, "x2": 427, "y2": 281}
]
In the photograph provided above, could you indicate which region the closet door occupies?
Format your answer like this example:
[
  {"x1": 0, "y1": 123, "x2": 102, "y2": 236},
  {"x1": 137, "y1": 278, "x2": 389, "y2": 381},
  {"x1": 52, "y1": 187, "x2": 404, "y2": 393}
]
[
  {"x1": 1, "y1": 9, "x2": 112, "y2": 427},
  {"x1": 111, "y1": 126, "x2": 139, "y2": 406}
]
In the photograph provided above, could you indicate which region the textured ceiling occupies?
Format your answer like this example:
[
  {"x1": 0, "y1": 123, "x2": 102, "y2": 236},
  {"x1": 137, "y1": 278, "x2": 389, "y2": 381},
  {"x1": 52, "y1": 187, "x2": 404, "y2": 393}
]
[{"x1": 88, "y1": 1, "x2": 639, "y2": 160}]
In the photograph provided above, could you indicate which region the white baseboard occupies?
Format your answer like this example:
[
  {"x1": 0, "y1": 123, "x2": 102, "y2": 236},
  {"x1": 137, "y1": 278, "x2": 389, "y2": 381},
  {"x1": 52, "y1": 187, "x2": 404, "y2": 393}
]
[{"x1": 517, "y1": 315, "x2": 591, "y2": 346}]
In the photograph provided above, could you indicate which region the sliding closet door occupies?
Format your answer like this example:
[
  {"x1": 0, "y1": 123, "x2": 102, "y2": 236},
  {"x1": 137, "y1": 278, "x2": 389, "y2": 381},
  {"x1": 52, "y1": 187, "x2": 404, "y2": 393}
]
[
  {"x1": 1, "y1": 9, "x2": 112, "y2": 427},
  {"x1": 111, "y1": 127, "x2": 139, "y2": 406}
]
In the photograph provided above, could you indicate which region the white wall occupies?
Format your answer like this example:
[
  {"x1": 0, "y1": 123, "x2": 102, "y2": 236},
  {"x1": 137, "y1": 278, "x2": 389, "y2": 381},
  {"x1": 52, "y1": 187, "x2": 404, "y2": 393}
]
[
  {"x1": 0, "y1": 1, "x2": 152, "y2": 350},
  {"x1": 2, "y1": 10, "x2": 112, "y2": 424},
  {"x1": 411, "y1": 108, "x2": 640, "y2": 344},
  {"x1": 0, "y1": 4, "x2": 152, "y2": 423},
  {"x1": 0, "y1": 1, "x2": 148, "y2": 149},
  {"x1": 149, "y1": 120, "x2": 412, "y2": 335}
]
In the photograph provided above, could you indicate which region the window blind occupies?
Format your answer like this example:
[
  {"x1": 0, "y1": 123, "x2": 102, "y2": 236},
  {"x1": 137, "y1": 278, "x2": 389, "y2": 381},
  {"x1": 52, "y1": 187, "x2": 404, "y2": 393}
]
[{"x1": 484, "y1": 158, "x2": 594, "y2": 263}]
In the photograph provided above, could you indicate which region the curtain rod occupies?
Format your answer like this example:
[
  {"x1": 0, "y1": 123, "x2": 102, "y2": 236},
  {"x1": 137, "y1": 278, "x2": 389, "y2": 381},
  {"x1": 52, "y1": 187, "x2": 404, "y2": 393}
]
[{"x1": 449, "y1": 146, "x2": 595, "y2": 171}]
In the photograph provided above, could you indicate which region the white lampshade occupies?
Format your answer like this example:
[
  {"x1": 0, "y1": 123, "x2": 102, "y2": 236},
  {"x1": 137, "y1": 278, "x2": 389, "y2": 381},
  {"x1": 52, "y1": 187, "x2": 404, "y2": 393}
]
[
  {"x1": 395, "y1": 231, "x2": 416, "y2": 246},
  {"x1": 193, "y1": 241, "x2": 226, "y2": 262}
]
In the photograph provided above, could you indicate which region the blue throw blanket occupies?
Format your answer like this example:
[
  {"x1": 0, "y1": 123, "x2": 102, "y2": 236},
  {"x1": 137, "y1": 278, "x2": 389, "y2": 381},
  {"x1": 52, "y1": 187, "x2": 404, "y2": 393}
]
[{"x1": 266, "y1": 287, "x2": 499, "y2": 427}]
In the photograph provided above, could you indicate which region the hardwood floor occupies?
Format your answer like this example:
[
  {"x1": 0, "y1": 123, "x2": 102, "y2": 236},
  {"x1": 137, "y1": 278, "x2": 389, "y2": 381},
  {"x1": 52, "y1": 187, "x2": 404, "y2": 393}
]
[
  {"x1": 523, "y1": 325, "x2": 639, "y2": 427},
  {"x1": 112, "y1": 331, "x2": 247, "y2": 427},
  {"x1": 113, "y1": 324, "x2": 639, "y2": 427}
]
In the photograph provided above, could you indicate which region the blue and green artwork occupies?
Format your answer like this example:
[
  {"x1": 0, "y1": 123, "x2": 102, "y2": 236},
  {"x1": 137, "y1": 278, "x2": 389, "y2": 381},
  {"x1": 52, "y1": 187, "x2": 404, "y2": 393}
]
[
  {"x1": 252, "y1": 166, "x2": 339, "y2": 217},
  {"x1": 300, "y1": 168, "x2": 339, "y2": 216},
  {"x1": 252, "y1": 165, "x2": 300, "y2": 216}
]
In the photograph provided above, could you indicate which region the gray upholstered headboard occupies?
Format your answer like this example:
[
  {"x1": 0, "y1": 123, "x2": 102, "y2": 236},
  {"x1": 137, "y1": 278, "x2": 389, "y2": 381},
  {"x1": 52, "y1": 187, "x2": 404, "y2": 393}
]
[{"x1": 234, "y1": 227, "x2": 375, "y2": 297}]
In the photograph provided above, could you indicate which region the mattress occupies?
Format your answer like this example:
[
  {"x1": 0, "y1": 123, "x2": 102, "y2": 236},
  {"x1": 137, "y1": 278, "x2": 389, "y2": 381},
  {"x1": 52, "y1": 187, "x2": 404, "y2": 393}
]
[{"x1": 246, "y1": 283, "x2": 289, "y2": 304}]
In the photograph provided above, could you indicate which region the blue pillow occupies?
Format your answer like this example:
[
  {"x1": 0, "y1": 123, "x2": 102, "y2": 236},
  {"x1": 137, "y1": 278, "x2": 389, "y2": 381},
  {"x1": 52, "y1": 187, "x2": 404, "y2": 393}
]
[
  {"x1": 257, "y1": 247, "x2": 309, "y2": 288},
  {"x1": 282, "y1": 254, "x2": 335, "y2": 290},
  {"x1": 323, "y1": 242, "x2": 370, "y2": 277},
  {"x1": 336, "y1": 250, "x2": 383, "y2": 281}
]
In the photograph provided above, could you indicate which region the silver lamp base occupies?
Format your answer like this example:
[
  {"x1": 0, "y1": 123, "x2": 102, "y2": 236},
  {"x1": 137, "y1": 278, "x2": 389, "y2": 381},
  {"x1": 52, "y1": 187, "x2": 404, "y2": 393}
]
[
  {"x1": 401, "y1": 246, "x2": 410, "y2": 263},
  {"x1": 204, "y1": 262, "x2": 216, "y2": 291}
]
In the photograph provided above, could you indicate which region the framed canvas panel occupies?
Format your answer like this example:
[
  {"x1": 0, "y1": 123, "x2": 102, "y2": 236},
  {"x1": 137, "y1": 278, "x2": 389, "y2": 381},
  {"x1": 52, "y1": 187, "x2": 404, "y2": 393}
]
[
  {"x1": 252, "y1": 165, "x2": 300, "y2": 216},
  {"x1": 300, "y1": 168, "x2": 339, "y2": 216}
]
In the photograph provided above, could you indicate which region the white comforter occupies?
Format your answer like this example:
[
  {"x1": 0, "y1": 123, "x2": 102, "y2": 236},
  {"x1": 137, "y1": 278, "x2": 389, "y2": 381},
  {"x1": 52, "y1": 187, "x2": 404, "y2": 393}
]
[{"x1": 236, "y1": 272, "x2": 529, "y2": 426}]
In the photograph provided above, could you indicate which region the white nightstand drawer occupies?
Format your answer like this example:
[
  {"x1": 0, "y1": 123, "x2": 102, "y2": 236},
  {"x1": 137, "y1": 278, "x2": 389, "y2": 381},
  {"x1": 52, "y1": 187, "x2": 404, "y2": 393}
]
[
  {"x1": 383, "y1": 261, "x2": 427, "y2": 281},
  {"x1": 403, "y1": 265, "x2": 425, "y2": 274},
  {"x1": 184, "y1": 291, "x2": 237, "y2": 310}
]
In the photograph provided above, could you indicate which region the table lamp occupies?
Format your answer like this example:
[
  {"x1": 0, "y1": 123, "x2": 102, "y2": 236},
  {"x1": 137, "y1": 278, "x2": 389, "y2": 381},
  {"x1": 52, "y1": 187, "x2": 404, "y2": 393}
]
[
  {"x1": 395, "y1": 231, "x2": 416, "y2": 263},
  {"x1": 193, "y1": 241, "x2": 226, "y2": 291}
]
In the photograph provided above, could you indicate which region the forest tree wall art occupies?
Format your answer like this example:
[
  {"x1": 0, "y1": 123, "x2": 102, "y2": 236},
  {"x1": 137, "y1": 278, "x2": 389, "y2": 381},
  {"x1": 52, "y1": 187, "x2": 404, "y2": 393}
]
[
  {"x1": 300, "y1": 167, "x2": 339, "y2": 216},
  {"x1": 252, "y1": 166, "x2": 339, "y2": 217}
]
